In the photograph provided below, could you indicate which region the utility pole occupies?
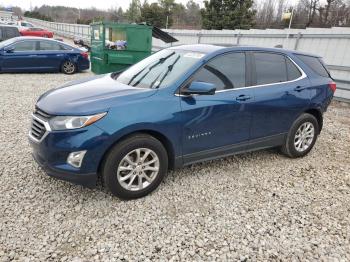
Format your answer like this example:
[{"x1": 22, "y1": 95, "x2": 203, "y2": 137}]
[
  {"x1": 286, "y1": 7, "x2": 294, "y2": 39},
  {"x1": 165, "y1": 7, "x2": 170, "y2": 29},
  {"x1": 288, "y1": 7, "x2": 294, "y2": 30}
]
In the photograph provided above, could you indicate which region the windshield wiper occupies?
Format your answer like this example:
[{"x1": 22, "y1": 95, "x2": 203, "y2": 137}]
[
  {"x1": 152, "y1": 55, "x2": 181, "y2": 89},
  {"x1": 128, "y1": 51, "x2": 175, "y2": 87}
]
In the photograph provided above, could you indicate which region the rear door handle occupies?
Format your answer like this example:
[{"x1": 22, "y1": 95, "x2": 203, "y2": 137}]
[
  {"x1": 294, "y1": 86, "x2": 307, "y2": 92},
  {"x1": 236, "y1": 94, "x2": 252, "y2": 101}
]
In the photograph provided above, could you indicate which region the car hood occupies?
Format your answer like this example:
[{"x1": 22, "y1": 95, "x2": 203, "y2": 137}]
[{"x1": 36, "y1": 73, "x2": 157, "y2": 115}]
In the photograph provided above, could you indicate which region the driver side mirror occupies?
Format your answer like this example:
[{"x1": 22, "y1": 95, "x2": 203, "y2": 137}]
[{"x1": 181, "y1": 81, "x2": 216, "y2": 96}]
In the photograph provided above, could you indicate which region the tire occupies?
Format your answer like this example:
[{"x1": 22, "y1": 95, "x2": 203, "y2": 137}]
[
  {"x1": 61, "y1": 60, "x2": 76, "y2": 74},
  {"x1": 102, "y1": 134, "x2": 168, "y2": 200},
  {"x1": 281, "y1": 113, "x2": 319, "y2": 158}
]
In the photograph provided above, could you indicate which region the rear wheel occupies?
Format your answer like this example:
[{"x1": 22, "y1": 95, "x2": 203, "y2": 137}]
[
  {"x1": 281, "y1": 113, "x2": 319, "y2": 158},
  {"x1": 102, "y1": 134, "x2": 168, "y2": 199},
  {"x1": 61, "y1": 61, "x2": 76, "y2": 74}
]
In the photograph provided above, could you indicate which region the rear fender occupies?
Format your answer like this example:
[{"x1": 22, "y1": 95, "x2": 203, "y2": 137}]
[{"x1": 60, "y1": 54, "x2": 79, "y2": 71}]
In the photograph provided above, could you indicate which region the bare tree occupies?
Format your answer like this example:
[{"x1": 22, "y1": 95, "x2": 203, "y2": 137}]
[
  {"x1": 255, "y1": 0, "x2": 276, "y2": 28},
  {"x1": 276, "y1": 0, "x2": 286, "y2": 23}
]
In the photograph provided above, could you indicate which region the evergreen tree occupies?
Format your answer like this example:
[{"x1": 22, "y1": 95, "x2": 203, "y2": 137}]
[
  {"x1": 185, "y1": 0, "x2": 201, "y2": 26},
  {"x1": 109, "y1": 7, "x2": 126, "y2": 22},
  {"x1": 201, "y1": 0, "x2": 256, "y2": 29},
  {"x1": 140, "y1": 2, "x2": 168, "y2": 27},
  {"x1": 126, "y1": 0, "x2": 141, "y2": 22}
]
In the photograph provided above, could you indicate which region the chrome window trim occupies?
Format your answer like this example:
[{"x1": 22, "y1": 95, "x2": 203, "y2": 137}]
[
  {"x1": 175, "y1": 55, "x2": 307, "y2": 96},
  {"x1": 36, "y1": 50, "x2": 62, "y2": 52},
  {"x1": 28, "y1": 113, "x2": 51, "y2": 143}
]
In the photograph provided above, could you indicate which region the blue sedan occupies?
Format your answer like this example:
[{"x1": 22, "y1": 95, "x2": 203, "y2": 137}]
[{"x1": 0, "y1": 37, "x2": 89, "y2": 74}]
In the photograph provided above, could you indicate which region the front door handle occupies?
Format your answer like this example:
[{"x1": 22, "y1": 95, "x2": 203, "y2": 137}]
[
  {"x1": 294, "y1": 86, "x2": 307, "y2": 92},
  {"x1": 236, "y1": 94, "x2": 252, "y2": 101}
]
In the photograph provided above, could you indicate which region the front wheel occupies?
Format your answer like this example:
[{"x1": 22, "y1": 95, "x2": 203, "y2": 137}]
[
  {"x1": 61, "y1": 61, "x2": 76, "y2": 74},
  {"x1": 281, "y1": 113, "x2": 319, "y2": 158},
  {"x1": 102, "y1": 134, "x2": 168, "y2": 199}
]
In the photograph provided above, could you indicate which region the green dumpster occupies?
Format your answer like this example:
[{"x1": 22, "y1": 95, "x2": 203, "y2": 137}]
[{"x1": 90, "y1": 22, "x2": 177, "y2": 74}]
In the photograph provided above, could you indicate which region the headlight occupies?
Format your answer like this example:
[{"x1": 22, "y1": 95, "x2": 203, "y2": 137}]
[{"x1": 49, "y1": 112, "x2": 107, "y2": 130}]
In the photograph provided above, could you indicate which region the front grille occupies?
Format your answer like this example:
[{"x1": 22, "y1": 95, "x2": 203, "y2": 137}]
[
  {"x1": 30, "y1": 118, "x2": 47, "y2": 140},
  {"x1": 30, "y1": 108, "x2": 52, "y2": 142},
  {"x1": 34, "y1": 108, "x2": 52, "y2": 121}
]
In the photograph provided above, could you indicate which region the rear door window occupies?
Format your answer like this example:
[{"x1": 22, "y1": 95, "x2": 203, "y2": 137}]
[
  {"x1": 39, "y1": 41, "x2": 61, "y2": 51},
  {"x1": 253, "y1": 52, "x2": 287, "y2": 85},
  {"x1": 295, "y1": 54, "x2": 330, "y2": 77}
]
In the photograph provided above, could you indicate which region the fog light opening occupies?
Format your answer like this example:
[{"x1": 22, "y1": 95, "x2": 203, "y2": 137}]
[{"x1": 67, "y1": 150, "x2": 87, "y2": 168}]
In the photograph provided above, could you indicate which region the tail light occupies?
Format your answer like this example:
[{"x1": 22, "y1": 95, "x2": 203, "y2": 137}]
[
  {"x1": 328, "y1": 81, "x2": 336, "y2": 93},
  {"x1": 80, "y1": 52, "x2": 89, "y2": 59}
]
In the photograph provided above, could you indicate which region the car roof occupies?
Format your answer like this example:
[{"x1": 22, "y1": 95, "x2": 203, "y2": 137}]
[
  {"x1": 4, "y1": 36, "x2": 78, "y2": 49},
  {"x1": 170, "y1": 44, "x2": 321, "y2": 58},
  {"x1": 12, "y1": 36, "x2": 50, "y2": 41},
  {"x1": 11, "y1": 36, "x2": 69, "y2": 44},
  {"x1": 169, "y1": 44, "x2": 225, "y2": 53},
  {"x1": 0, "y1": 25, "x2": 19, "y2": 29}
]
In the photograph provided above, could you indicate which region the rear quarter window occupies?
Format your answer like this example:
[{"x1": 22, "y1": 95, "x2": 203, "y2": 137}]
[
  {"x1": 295, "y1": 54, "x2": 330, "y2": 77},
  {"x1": 286, "y1": 58, "x2": 302, "y2": 80},
  {"x1": 60, "y1": 44, "x2": 73, "y2": 51}
]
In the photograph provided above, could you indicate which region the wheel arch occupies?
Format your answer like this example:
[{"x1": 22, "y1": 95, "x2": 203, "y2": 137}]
[
  {"x1": 60, "y1": 54, "x2": 78, "y2": 72},
  {"x1": 304, "y1": 108, "x2": 323, "y2": 132},
  {"x1": 97, "y1": 129, "x2": 177, "y2": 178}
]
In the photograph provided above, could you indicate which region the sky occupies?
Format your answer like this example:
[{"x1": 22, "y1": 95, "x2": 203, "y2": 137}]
[{"x1": 0, "y1": 0, "x2": 204, "y2": 11}]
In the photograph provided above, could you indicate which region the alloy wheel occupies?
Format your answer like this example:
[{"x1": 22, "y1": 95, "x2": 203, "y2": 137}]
[
  {"x1": 63, "y1": 61, "x2": 75, "y2": 74},
  {"x1": 294, "y1": 122, "x2": 315, "y2": 152},
  {"x1": 117, "y1": 148, "x2": 160, "y2": 191}
]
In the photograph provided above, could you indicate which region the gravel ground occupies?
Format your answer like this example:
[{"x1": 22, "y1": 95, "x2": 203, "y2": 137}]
[{"x1": 0, "y1": 72, "x2": 350, "y2": 261}]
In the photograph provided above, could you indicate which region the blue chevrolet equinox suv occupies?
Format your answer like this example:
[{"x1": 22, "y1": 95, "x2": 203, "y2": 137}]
[{"x1": 29, "y1": 45, "x2": 335, "y2": 199}]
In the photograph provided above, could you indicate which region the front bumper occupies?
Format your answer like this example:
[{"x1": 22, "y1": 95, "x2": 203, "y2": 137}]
[
  {"x1": 29, "y1": 124, "x2": 110, "y2": 188},
  {"x1": 32, "y1": 151, "x2": 97, "y2": 187}
]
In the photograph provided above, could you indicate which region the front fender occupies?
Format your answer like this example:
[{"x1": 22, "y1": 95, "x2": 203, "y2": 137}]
[{"x1": 97, "y1": 122, "x2": 182, "y2": 163}]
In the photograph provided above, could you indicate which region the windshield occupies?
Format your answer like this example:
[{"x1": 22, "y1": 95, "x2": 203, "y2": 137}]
[
  {"x1": 0, "y1": 38, "x2": 16, "y2": 49},
  {"x1": 115, "y1": 49, "x2": 205, "y2": 89}
]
